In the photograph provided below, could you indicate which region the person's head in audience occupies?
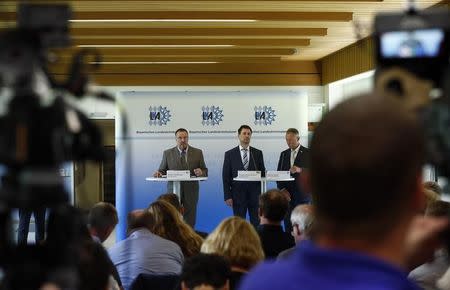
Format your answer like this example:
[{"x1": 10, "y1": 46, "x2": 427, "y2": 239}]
[
  {"x1": 258, "y1": 189, "x2": 289, "y2": 225},
  {"x1": 423, "y1": 188, "x2": 440, "y2": 213},
  {"x1": 46, "y1": 204, "x2": 91, "y2": 246},
  {"x1": 76, "y1": 240, "x2": 112, "y2": 290},
  {"x1": 158, "y1": 193, "x2": 185, "y2": 215},
  {"x1": 88, "y1": 202, "x2": 118, "y2": 242},
  {"x1": 290, "y1": 204, "x2": 314, "y2": 244},
  {"x1": 424, "y1": 181, "x2": 443, "y2": 196},
  {"x1": 180, "y1": 254, "x2": 231, "y2": 290},
  {"x1": 45, "y1": 205, "x2": 112, "y2": 290},
  {"x1": 148, "y1": 200, "x2": 203, "y2": 257},
  {"x1": 126, "y1": 209, "x2": 153, "y2": 236},
  {"x1": 310, "y1": 94, "x2": 429, "y2": 262},
  {"x1": 201, "y1": 217, "x2": 264, "y2": 272},
  {"x1": 425, "y1": 200, "x2": 450, "y2": 218}
]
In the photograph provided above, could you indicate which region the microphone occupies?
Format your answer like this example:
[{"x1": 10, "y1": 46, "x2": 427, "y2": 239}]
[{"x1": 185, "y1": 150, "x2": 192, "y2": 176}]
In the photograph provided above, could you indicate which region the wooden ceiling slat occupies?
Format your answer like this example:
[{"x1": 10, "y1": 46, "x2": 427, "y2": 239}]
[
  {"x1": 70, "y1": 27, "x2": 327, "y2": 37},
  {"x1": 56, "y1": 47, "x2": 298, "y2": 56},
  {"x1": 0, "y1": 11, "x2": 353, "y2": 21},
  {"x1": 72, "y1": 11, "x2": 353, "y2": 22},
  {"x1": 54, "y1": 73, "x2": 321, "y2": 86},
  {"x1": 49, "y1": 61, "x2": 320, "y2": 74},
  {"x1": 72, "y1": 38, "x2": 311, "y2": 46},
  {"x1": 55, "y1": 55, "x2": 284, "y2": 63}
]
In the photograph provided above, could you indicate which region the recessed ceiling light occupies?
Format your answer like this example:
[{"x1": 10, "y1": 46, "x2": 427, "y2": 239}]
[
  {"x1": 70, "y1": 19, "x2": 257, "y2": 23},
  {"x1": 78, "y1": 45, "x2": 234, "y2": 48}
]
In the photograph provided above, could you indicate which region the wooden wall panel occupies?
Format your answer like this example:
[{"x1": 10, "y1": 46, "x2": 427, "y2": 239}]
[{"x1": 320, "y1": 37, "x2": 374, "y2": 85}]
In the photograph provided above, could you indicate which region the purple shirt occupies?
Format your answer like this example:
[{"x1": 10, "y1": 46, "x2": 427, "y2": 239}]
[{"x1": 240, "y1": 240, "x2": 421, "y2": 290}]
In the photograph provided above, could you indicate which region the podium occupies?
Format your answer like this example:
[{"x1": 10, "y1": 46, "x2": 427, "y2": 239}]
[
  {"x1": 233, "y1": 176, "x2": 294, "y2": 194},
  {"x1": 146, "y1": 176, "x2": 208, "y2": 200}
]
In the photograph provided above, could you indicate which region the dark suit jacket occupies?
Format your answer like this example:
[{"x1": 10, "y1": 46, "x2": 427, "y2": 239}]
[
  {"x1": 158, "y1": 146, "x2": 207, "y2": 193},
  {"x1": 222, "y1": 146, "x2": 265, "y2": 201},
  {"x1": 257, "y1": 224, "x2": 295, "y2": 259},
  {"x1": 276, "y1": 145, "x2": 310, "y2": 203}
]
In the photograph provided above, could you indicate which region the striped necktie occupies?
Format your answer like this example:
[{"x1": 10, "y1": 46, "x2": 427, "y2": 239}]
[{"x1": 242, "y1": 148, "x2": 249, "y2": 170}]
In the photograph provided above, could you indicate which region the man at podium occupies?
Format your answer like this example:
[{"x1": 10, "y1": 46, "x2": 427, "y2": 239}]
[
  {"x1": 153, "y1": 128, "x2": 208, "y2": 227},
  {"x1": 276, "y1": 128, "x2": 310, "y2": 233},
  {"x1": 222, "y1": 125, "x2": 266, "y2": 227}
]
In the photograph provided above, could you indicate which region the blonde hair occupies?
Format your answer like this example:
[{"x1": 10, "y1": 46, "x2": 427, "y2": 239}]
[
  {"x1": 201, "y1": 217, "x2": 264, "y2": 270},
  {"x1": 148, "y1": 200, "x2": 203, "y2": 258},
  {"x1": 424, "y1": 188, "x2": 440, "y2": 206}
]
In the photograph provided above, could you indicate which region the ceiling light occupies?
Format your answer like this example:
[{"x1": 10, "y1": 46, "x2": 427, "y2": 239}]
[
  {"x1": 78, "y1": 45, "x2": 234, "y2": 48},
  {"x1": 70, "y1": 19, "x2": 257, "y2": 23},
  {"x1": 90, "y1": 61, "x2": 219, "y2": 64}
]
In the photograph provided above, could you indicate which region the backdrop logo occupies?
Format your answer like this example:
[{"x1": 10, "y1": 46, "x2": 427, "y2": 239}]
[
  {"x1": 148, "y1": 106, "x2": 171, "y2": 126},
  {"x1": 201, "y1": 106, "x2": 224, "y2": 126},
  {"x1": 254, "y1": 106, "x2": 276, "y2": 125}
]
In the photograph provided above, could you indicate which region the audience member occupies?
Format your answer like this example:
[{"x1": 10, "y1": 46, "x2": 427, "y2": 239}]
[
  {"x1": 424, "y1": 181, "x2": 443, "y2": 196},
  {"x1": 86, "y1": 202, "x2": 122, "y2": 289},
  {"x1": 201, "y1": 217, "x2": 264, "y2": 290},
  {"x1": 148, "y1": 200, "x2": 203, "y2": 258},
  {"x1": 88, "y1": 202, "x2": 118, "y2": 243},
  {"x1": 180, "y1": 254, "x2": 231, "y2": 290},
  {"x1": 108, "y1": 209, "x2": 183, "y2": 290},
  {"x1": 409, "y1": 200, "x2": 450, "y2": 290},
  {"x1": 257, "y1": 189, "x2": 295, "y2": 259},
  {"x1": 157, "y1": 193, "x2": 208, "y2": 238},
  {"x1": 424, "y1": 188, "x2": 441, "y2": 212},
  {"x1": 277, "y1": 204, "x2": 314, "y2": 260},
  {"x1": 240, "y1": 94, "x2": 448, "y2": 290},
  {"x1": 77, "y1": 240, "x2": 115, "y2": 290},
  {"x1": 45, "y1": 205, "x2": 120, "y2": 290},
  {"x1": 158, "y1": 193, "x2": 185, "y2": 215}
]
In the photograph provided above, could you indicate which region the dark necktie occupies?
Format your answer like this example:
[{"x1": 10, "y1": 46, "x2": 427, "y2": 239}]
[
  {"x1": 180, "y1": 149, "x2": 188, "y2": 169},
  {"x1": 242, "y1": 148, "x2": 249, "y2": 170}
]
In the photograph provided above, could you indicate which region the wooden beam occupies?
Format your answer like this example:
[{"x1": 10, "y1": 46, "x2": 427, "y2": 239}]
[
  {"x1": 53, "y1": 73, "x2": 321, "y2": 86},
  {"x1": 49, "y1": 61, "x2": 320, "y2": 74},
  {"x1": 73, "y1": 38, "x2": 311, "y2": 47},
  {"x1": 55, "y1": 55, "x2": 284, "y2": 63},
  {"x1": 73, "y1": 11, "x2": 352, "y2": 22},
  {"x1": 70, "y1": 27, "x2": 327, "y2": 37},
  {"x1": 6, "y1": 0, "x2": 381, "y2": 3},
  {"x1": 0, "y1": 11, "x2": 353, "y2": 22},
  {"x1": 55, "y1": 47, "x2": 298, "y2": 56}
]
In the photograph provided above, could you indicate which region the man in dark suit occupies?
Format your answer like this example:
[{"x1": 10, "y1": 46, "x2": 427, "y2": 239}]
[
  {"x1": 276, "y1": 128, "x2": 310, "y2": 232},
  {"x1": 154, "y1": 128, "x2": 207, "y2": 227},
  {"x1": 222, "y1": 125, "x2": 266, "y2": 227},
  {"x1": 257, "y1": 189, "x2": 295, "y2": 259}
]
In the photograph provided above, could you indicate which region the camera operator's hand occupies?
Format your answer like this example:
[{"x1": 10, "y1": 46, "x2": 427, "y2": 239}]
[{"x1": 404, "y1": 215, "x2": 448, "y2": 270}]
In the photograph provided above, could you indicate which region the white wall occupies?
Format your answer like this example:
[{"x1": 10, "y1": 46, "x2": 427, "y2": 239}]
[
  {"x1": 74, "y1": 86, "x2": 325, "y2": 122},
  {"x1": 325, "y1": 70, "x2": 374, "y2": 110}
]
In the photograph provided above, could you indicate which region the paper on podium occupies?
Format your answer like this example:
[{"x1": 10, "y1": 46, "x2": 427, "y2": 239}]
[
  {"x1": 237, "y1": 170, "x2": 261, "y2": 179},
  {"x1": 266, "y1": 171, "x2": 291, "y2": 180},
  {"x1": 167, "y1": 170, "x2": 190, "y2": 180}
]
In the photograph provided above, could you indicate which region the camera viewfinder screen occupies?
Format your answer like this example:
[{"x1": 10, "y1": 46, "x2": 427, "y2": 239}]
[{"x1": 380, "y1": 29, "x2": 445, "y2": 58}]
